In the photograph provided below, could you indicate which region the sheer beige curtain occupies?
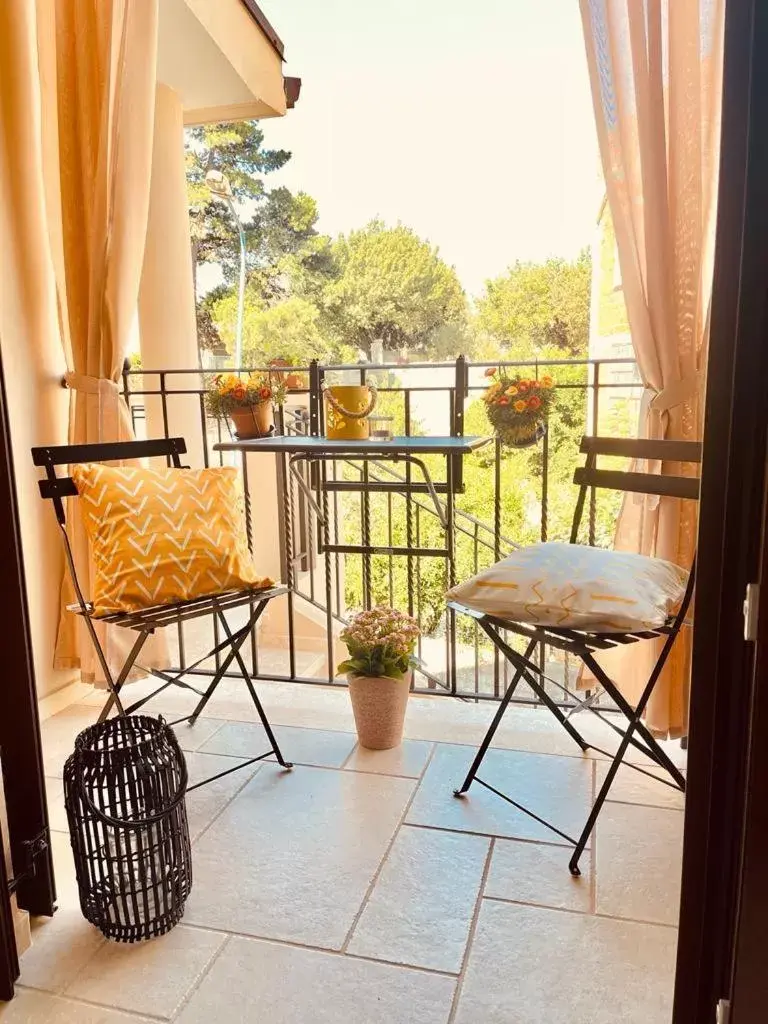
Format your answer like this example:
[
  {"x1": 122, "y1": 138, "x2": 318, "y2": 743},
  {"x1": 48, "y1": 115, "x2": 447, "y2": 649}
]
[
  {"x1": 1, "y1": 0, "x2": 162, "y2": 682},
  {"x1": 51, "y1": 0, "x2": 161, "y2": 681},
  {"x1": 579, "y1": 0, "x2": 724, "y2": 734}
]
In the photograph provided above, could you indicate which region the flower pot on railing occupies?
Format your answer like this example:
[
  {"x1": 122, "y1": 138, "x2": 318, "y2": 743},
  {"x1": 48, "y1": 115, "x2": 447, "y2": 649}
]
[
  {"x1": 229, "y1": 402, "x2": 274, "y2": 440},
  {"x1": 205, "y1": 372, "x2": 286, "y2": 440}
]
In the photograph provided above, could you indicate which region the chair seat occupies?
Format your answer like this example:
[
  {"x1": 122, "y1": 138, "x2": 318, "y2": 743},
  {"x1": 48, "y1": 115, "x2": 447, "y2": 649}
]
[
  {"x1": 447, "y1": 599, "x2": 677, "y2": 653},
  {"x1": 446, "y1": 542, "x2": 689, "y2": 635},
  {"x1": 68, "y1": 584, "x2": 287, "y2": 631}
]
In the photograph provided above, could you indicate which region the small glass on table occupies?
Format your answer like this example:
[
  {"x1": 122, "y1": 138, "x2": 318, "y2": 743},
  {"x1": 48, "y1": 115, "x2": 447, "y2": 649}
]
[{"x1": 368, "y1": 416, "x2": 394, "y2": 442}]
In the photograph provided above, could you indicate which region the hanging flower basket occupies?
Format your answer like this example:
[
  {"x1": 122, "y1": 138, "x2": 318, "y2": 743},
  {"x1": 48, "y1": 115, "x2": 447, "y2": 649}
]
[{"x1": 482, "y1": 369, "x2": 555, "y2": 449}]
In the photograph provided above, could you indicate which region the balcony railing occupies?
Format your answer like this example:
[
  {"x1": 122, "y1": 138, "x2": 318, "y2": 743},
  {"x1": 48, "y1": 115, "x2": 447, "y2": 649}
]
[{"x1": 122, "y1": 356, "x2": 641, "y2": 707}]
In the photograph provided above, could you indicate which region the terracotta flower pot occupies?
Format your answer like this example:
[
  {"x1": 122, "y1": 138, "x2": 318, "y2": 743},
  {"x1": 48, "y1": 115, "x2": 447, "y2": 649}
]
[
  {"x1": 229, "y1": 402, "x2": 274, "y2": 439},
  {"x1": 347, "y1": 672, "x2": 411, "y2": 750}
]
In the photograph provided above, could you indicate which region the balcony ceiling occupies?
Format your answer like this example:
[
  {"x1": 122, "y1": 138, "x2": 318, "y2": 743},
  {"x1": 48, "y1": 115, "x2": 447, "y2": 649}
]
[{"x1": 157, "y1": 0, "x2": 291, "y2": 125}]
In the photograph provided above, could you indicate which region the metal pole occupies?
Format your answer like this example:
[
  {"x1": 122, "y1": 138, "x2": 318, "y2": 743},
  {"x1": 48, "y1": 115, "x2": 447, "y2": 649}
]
[{"x1": 227, "y1": 195, "x2": 246, "y2": 369}]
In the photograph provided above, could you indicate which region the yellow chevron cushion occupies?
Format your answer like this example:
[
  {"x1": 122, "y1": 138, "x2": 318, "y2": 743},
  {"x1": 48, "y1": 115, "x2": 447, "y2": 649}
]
[
  {"x1": 73, "y1": 464, "x2": 272, "y2": 615},
  {"x1": 447, "y1": 542, "x2": 688, "y2": 633}
]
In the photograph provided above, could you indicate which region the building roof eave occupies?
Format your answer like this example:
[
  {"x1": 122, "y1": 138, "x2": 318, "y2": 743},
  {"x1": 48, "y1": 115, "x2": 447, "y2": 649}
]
[{"x1": 240, "y1": 0, "x2": 285, "y2": 60}]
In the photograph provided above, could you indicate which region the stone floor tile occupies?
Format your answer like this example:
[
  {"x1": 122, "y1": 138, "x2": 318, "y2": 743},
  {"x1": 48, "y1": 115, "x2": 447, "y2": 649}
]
[
  {"x1": 406, "y1": 743, "x2": 593, "y2": 845},
  {"x1": 1, "y1": 989, "x2": 153, "y2": 1023},
  {"x1": 64, "y1": 925, "x2": 225, "y2": 1020},
  {"x1": 485, "y1": 838, "x2": 592, "y2": 913},
  {"x1": 596, "y1": 761, "x2": 686, "y2": 810},
  {"x1": 342, "y1": 739, "x2": 434, "y2": 778},
  {"x1": 198, "y1": 721, "x2": 358, "y2": 769},
  {"x1": 18, "y1": 911, "x2": 104, "y2": 994},
  {"x1": 45, "y1": 777, "x2": 67, "y2": 834},
  {"x1": 183, "y1": 764, "x2": 414, "y2": 949},
  {"x1": 40, "y1": 708, "x2": 97, "y2": 779},
  {"x1": 171, "y1": 717, "x2": 227, "y2": 752},
  {"x1": 454, "y1": 900, "x2": 676, "y2": 1024},
  {"x1": 183, "y1": 751, "x2": 261, "y2": 841},
  {"x1": 176, "y1": 935, "x2": 455, "y2": 1024},
  {"x1": 595, "y1": 803, "x2": 684, "y2": 926},
  {"x1": 348, "y1": 825, "x2": 489, "y2": 972}
]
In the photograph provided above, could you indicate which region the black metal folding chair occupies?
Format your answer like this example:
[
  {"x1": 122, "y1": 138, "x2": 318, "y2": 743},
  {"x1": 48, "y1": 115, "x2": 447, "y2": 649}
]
[
  {"x1": 450, "y1": 436, "x2": 701, "y2": 875},
  {"x1": 32, "y1": 437, "x2": 293, "y2": 790}
]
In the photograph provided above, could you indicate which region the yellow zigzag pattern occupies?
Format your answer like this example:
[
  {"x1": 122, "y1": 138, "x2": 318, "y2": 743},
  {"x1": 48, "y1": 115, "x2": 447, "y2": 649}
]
[{"x1": 73, "y1": 464, "x2": 272, "y2": 616}]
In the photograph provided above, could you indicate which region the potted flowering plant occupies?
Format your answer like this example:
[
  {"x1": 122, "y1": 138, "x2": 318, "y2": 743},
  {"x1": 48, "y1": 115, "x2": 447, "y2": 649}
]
[
  {"x1": 338, "y1": 607, "x2": 420, "y2": 749},
  {"x1": 205, "y1": 372, "x2": 287, "y2": 439},
  {"x1": 482, "y1": 368, "x2": 555, "y2": 448}
]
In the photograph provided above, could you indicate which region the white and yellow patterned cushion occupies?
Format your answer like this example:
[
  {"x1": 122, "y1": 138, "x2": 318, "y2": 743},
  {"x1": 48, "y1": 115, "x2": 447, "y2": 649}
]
[
  {"x1": 447, "y1": 542, "x2": 688, "y2": 633},
  {"x1": 73, "y1": 464, "x2": 272, "y2": 615}
]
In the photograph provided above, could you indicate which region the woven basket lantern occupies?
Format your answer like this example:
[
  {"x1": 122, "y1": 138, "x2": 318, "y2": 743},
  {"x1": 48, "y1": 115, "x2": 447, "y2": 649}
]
[{"x1": 64, "y1": 716, "x2": 192, "y2": 942}]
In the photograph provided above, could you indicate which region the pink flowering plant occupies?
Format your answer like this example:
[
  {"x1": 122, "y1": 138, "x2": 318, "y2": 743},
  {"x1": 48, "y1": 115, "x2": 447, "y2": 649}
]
[{"x1": 338, "y1": 607, "x2": 420, "y2": 679}]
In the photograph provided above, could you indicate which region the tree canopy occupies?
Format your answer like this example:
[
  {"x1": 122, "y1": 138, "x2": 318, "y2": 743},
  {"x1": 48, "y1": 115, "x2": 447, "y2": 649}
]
[
  {"x1": 477, "y1": 251, "x2": 592, "y2": 358},
  {"x1": 322, "y1": 221, "x2": 469, "y2": 359},
  {"x1": 185, "y1": 121, "x2": 332, "y2": 299},
  {"x1": 211, "y1": 291, "x2": 336, "y2": 367}
]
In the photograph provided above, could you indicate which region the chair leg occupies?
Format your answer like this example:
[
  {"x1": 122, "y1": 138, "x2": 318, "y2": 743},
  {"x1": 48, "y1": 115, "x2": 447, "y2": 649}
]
[
  {"x1": 97, "y1": 630, "x2": 151, "y2": 721},
  {"x1": 454, "y1": 637, "x2": 538, "y2": 796},
  {"x1": 214, "y1": 605, "x2": 293, "y2": 770},
  {"x1": 482, "y1": 624, "x2": 589, "y2": 753},
  {"x1": 568, "y1": 712, "x2": 642, "y2": 876},
  {"x1": 582, "y1": 652, "x2": 686, "y2": 789},
  {"x1": 569, "y1": 630, "x2": 688, "y2": 875},
  {"x1": 187, "y1": 620, "x2": 255, "y2": 724}
]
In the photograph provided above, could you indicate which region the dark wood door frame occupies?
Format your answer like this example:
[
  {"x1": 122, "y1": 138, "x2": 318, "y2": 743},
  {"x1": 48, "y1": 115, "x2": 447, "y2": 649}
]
[
  {"x1": 674, "y1": 0, "x2": 768, "y2": 1020},
  {"x1": 0, "y1": 340, "x2": 56, "y2": 999}
]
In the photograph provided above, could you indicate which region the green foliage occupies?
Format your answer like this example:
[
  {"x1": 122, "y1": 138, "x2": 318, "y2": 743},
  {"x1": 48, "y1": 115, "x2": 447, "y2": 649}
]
[
  {"x1": 211, "y1": 290, "x2": 337, "y2": 367},
  {"x1": 323, "y1": 221, "x2": 469, "y2": 358},
  {"x1": 478, "y1": 250, "x2": 592, "y2": 357},
  {"x1": 186, "y1": 121, "x2": 335, "y2": 311},
  {"x1": 186, "y1": 121, "x2": 289, "y2": 281}
]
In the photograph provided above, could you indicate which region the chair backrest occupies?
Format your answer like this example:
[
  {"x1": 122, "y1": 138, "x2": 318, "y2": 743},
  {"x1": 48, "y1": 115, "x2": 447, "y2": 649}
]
[
  {"x1": 31, "y1": 437, "x2": 187, "y2": 526},
  {"x1": 570, "y1": 436, "x2": 702, "y2": 545}
]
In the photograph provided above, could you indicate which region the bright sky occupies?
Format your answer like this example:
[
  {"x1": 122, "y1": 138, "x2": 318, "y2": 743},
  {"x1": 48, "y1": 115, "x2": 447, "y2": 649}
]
[{"x1": 260, "y1": 0, "x2": 602, "y2": 300}]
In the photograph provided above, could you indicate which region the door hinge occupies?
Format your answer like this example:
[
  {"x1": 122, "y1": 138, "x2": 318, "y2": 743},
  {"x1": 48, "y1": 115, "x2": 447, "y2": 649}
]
[
  {"x1": 717, "y1": 998, "x2": 731, "y2": 1024},
  {"x1": 7, "y1": 828, "x2": 49, "y2": 895},
  {"x1": 743, "y1": 582, "x2": 760, "y2": 641}
]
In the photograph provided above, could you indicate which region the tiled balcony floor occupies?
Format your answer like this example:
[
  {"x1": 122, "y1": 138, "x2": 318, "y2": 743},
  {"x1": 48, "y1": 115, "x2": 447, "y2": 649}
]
[{"x1": 7, "y1": 678, "x2": 685, "y2": 1023}]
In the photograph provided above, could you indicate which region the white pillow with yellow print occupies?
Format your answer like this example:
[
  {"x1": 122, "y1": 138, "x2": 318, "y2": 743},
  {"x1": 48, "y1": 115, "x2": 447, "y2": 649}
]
[{"x1": 447, "y1": 542, "x2": 688, "y2": 633}]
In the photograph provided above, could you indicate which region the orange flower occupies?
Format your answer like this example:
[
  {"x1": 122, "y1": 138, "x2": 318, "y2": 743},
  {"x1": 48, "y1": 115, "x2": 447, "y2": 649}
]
[
  {"x1": 517, "y1": 380, "x2": 529, "y2": 392},
  {"x1": 259, "y1": 386, "x2": 272, "y2": 400},
  {"x1": 497, "y1": 396, "x2": 510, "y2": 405},
  {"x1": 528, "y1": 395, "x2": 542, "y2": 410},
  {"x1": 232, "y1": 384, "x2": 247, "y2": 401},
  {"x1": 513, "y1": 400, "x2": 527, "y2": 413},
  {"x1": 542, "y1": 375, "x2": 554, "y2": 388},
  {"x1": 484, "y1": 367, "x2": 498, "y2": 378}
]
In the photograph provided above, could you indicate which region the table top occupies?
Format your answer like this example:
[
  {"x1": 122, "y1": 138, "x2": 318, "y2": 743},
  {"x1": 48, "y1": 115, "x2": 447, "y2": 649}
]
[{"x1": 213, "y1": 435, "x2": 492, "y2": 456}]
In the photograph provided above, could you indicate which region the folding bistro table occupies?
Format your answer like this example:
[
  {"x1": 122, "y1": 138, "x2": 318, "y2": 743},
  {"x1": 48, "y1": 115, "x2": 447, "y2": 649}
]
[{"x1": 213, "y1": 434, "x2": 491, "y2": 689}]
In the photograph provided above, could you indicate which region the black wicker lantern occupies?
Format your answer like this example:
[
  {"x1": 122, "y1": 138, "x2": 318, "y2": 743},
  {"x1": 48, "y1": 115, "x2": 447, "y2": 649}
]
[{"x1": 64, "y1": 715, "x2": 192, "y2": 942}]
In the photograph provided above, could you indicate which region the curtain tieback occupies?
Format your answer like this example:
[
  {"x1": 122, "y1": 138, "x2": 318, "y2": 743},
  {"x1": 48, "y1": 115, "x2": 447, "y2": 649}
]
[
  {"x1": 648, "y1": 371, "x2": 704, "y2": 413},
  {"x1": 62, "y1": 373, "x2": 129, "y2": 442}
]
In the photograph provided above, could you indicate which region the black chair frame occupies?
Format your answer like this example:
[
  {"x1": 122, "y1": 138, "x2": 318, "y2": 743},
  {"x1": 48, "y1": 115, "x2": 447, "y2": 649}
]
[
  {"x1": 32, "y1": 437, "x2": 292, "y2": 790},
  {"x1": 451, "y1": 436, "x2": 701, "y2": 875}
]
